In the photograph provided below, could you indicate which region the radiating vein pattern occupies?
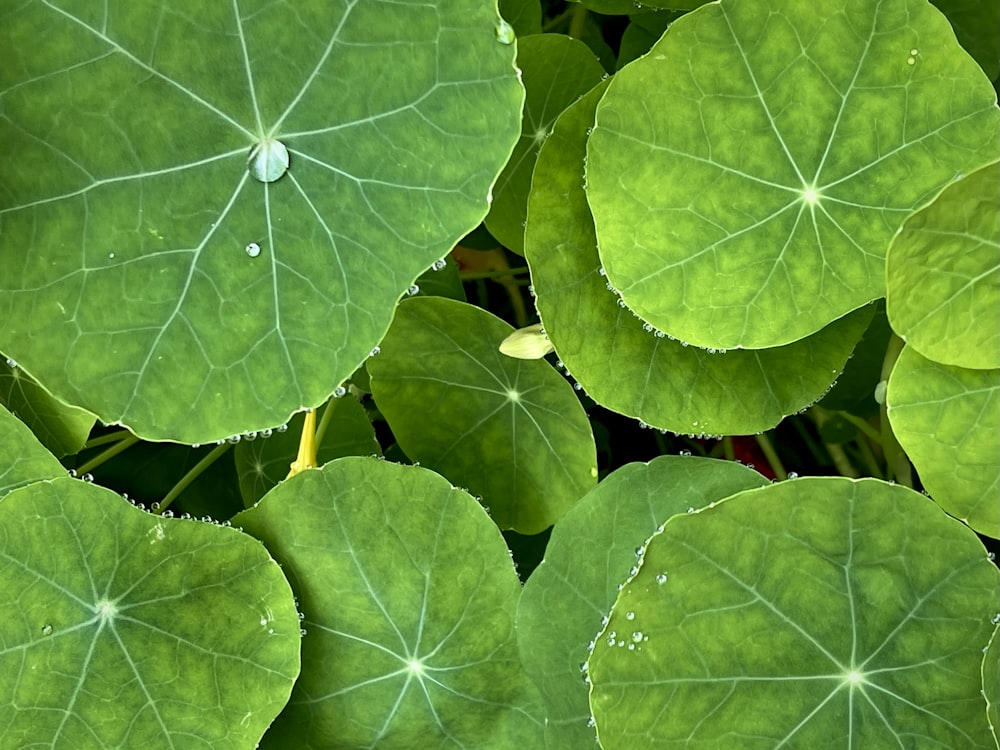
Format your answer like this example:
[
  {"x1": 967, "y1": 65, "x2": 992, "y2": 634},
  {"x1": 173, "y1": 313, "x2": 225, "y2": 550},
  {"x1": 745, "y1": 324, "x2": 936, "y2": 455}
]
[{"x1": 0, "y1": 0, "x2": 522, "y2": 442}]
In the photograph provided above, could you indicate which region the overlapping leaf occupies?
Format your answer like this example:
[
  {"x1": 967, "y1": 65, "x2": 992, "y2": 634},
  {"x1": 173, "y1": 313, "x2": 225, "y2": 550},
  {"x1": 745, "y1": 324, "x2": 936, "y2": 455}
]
[
  {"x1": 368, "y1": 297, "x2": 597, "y2": 533},
  {"x1": 887, "y1": 345, "x2": 1000, "y2": 537},
  {"x1": 886, "y1": 161, "x2": 1000, "y2": 370},
  {"x1": 233, "y1": 457, "x2": 536, "y2": 749},
  {"x1": 0, "y1": 404, "x2": 66, "y2": 497},
  {"x1": 586, "y1": 0, "x2": 1000, "y2": 350},
  {"x1": 517, "y1": 456, "x2": 767, "y2": 749},
  {"x1": 525, "y1": 79, "x2": 872, "y2": 435},
  {"x1": 0, "y1": 1, "x2": 523, "y2": 443},
  {"x1": 0, "y1": 478, "x2": 300, "y2": 748},
  {"x1": 588, "y1": 477, "x2": 1000, "y2": 749}
]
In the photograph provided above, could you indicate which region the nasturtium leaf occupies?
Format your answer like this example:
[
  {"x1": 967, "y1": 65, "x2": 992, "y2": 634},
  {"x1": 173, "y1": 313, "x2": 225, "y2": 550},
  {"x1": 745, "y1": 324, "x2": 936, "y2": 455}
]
[
  {"x1": 234, "y1": 394, "x2": 380, "y2": 507},
  {"x1": 0, "y1": 1, "x2": 523, "y2": 444},
  {"x1": 0, "y1": 404, "x2": 66, "y2": 498},
  {"x1": 412, "y1": 256, "x2": 466, "y2": 302},
  {"x1": 517, "y1": 456, "x2": 768, "y2": 749},
  {"x1": 932, "y1": 0, "x2": 1000, "y2": 80},
  {"x1": 484, "y1": 34, "x2": 605, "y2": 254},
  {"x1": 368, "y1": 297, "x2": 598, "y2": 534},
  {"x1": 588, "y1": 477, "x2": 1000, "y2": 749},
  {"x1": 233, "y1": 457, "x2": 533, "y2": 749},
  {"x1": 499, "y1": 0, "x2": 543, "y2": 37},
  {"x1": 586, "y1": 0, "x2": 1000, "y2": 350},
  {"x1": 0, "y1": 477, "x2": 300, "y2": 748},
  {"x1": 524, "y1": 78, "x2": 873, "y2": 435},
  {"x1": 816, "y1": 302, "x2": 893, "y2": 418},
  {"x1": 0, "y1": 359, "x2": 95, "y2": 459},
  {"x1": 886, "y1": 161, "x2": 1000, "y2": 370},
  {"x1": 985, "y1": 624, "x2": 1000, "y2": 744},
  {"x1": 887, "y1": 344, "x2": 1000, "y2": 538}
]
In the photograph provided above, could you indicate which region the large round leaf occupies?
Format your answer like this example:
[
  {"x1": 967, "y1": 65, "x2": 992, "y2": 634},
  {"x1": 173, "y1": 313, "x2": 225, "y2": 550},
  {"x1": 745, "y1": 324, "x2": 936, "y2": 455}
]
[
  {"x1": 886, "y1": 161, "x2": 1000, "y2": 370},
  {"x1": 517, "y1": 456, "x2": 768, "y2": 748},
  {"x1": 587, "y1": 477, "x2": 1000, "y2": 748},
  {"x1": 586, "y1": 0, "x2": 1000, "y2": 350},
  {"x1": 0, "y1": 1, "x2": 523, "y2": 443},
  {"x1": 525, "y1": 77, "x2": 873, "y2": 435},
  {"x1": 233, "y1": 457, "x2": 534, "y2": 749},
  {"x1": 887, "y1": 344, "x2": 1000, "y2": 538},
  {"x1": 0, "y1": 478, "x2": 300, "y2": 748},
  {"x1": 368, "y1": 297, "x2": 597, "y2": 533}
]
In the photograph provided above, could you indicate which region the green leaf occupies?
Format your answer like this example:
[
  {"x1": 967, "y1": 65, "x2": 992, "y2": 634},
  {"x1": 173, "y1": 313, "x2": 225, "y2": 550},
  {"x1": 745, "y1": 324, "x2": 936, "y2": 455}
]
[
  {"x1": 0, "y1": 404, "x2": 66, "y2": 498},
  {"x1": 234, "y1": 395, "x2": 380, "y2": 507},
  {"x1": 233, "y1": 457, "x2": 533, "y2": 749},
  {"x1": 0, "y1": 477, "x2": 300, "y2": 748},
  {"x1": 485, "y1": 34, "x2": 606, "y2": 254},
  {"x1": 499, "y1": 0, "x2": 543, "y2": 37},
  {"x1": 368, "y1": 297, "x2": 597, "y2": 534},
  {"x1": 517, "y1": 456, "x2": 768, "y2": 748},
  {"x1": 525, "y1": 78, "x2": 873, "y2": 435},
  {"x1": 887, "y1": 345, "x2": 1000, "y2": 538},
  {"x1": 586, "y1": 0, "x2": 1000, "y2": 350},
  {"x1": 587, "y1": 477, "x2": 1000, "y2": 749},
  {"x1": 985, "y1": 624, "x2": 1000, "y2": 746},
  {"x1": 0, "y1": 2, "x2": 523, "y2": 444},
  {"x1": 932, "y1": 0, "x2": 1000, "y2": 80},
  {"x1": 816, "y1": 302, "x2": 893, "y2": 417},
  {"x1": 886, "y1": 161, "x2": 1000, "y2": 370},
  {"x1": 0, "y1": 359, "x2": 95, "y2": 459}
]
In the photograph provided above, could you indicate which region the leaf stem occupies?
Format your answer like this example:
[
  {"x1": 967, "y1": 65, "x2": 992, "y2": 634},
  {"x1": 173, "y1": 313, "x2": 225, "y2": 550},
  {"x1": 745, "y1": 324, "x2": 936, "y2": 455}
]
[
  {"x1": 83, "y1": 430, "x2": 136, "y2": 450},
  {"x1": 76, "y1": 432, "x2": 141, "y2": 474},
  {"x1": 568, "y1": 3, "x2": 589, "y2": 39},
  {"x1": 879, "y1": 334, "x2": 913, "y2": 486},
  {"x1": 459, "y1": 266, "x2": 530, "y2": 281},
  {"x1": 315, "y1": 398, "x2": 339, "y2": 446},
  {"x1": 824, "y1": 441, "x2": 860, "y2": 478},
  {"x1": 754, "y1": 433, "x2": 787, "y2": 481},
  {"x1": 156, "y1": 443, "x2": 231, "y2": 515}
]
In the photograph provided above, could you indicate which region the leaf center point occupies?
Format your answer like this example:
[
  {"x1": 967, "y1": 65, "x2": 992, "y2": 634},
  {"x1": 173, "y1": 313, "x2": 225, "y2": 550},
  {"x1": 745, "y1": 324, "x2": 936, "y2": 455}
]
[{"x1": 248, "y1": 139, "x2": 290, "y2": 183}]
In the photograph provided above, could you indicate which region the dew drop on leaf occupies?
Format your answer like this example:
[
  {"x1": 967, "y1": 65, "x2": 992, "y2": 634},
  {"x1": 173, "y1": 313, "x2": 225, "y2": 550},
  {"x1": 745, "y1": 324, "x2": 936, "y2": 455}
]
[
  {"x1": 248, "y1": 139, "x2": 289, "y2": 183},
  {"x1": 494, "y1": 19, "x2": 515, "y2": 45}
]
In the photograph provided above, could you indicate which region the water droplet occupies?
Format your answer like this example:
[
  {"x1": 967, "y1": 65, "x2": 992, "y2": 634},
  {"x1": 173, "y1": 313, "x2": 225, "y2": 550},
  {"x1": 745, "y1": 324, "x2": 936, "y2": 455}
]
[
  {"x1": 656, "y1": 573, "x2": 668, "y2": 585},
  {"x1": 5, "y1": 357, "x2": 16, "y2": 368},
  {"x1": 686, "y1": 507, "x2": 694, "y2": 514},
  {"x1": 260, "y1": 428, "x2": 273, "y2": 438},
  {"x1": 992, "y1": 613, "x2": 1000, "y2": 625},
  {"x1": 162, "y1": 510, "x2": 174, "y2": 518},
  {"x1": 298, "y1": 611, "x2": 306, "y2": 621},
  {"x1": 276, "y1": 423, "x2": 288, "y2": 433},
  {"x1": 679, "y1": 449, "x2": 692, "y2": 456},
  {"x1": 41, "y1": 624, "x2": 53, "y2": 636},
  {"x1": 369, "y1": 346, "x2": 381, "y2": 357},
  {"x1": 151, "y1": 502, "x2": 161, "y2": 511},
  {"x1": 432, "y1": 258, "x2": 447, "y2": 271},
  {"x1": 67, "y1": 469, "x2": 77, "y2": 478},
  {"x1": 245, "y1": 242, "x2": 261, "y2": 258},
  {"x1": 82, "y1": 473, "x2": 94, "y2": 482},
  {"x1": 587, "y1": 716, "x2": 596, "y2": 728},
  {"x1": 227, "y1": 434, "x2": 242, "y2": 444},
  {"x1": 244, "y1": 431, "x2": 258, "y2": 441},
  {"x1": 625, "y1": 611, "x2": 635, "y2": 621},
  {"x1": 494, "y1": 18, "x2": 515, "y2": 44},
  {"x1": 631, "y1": 631, "x2": 643, "y2": 643},
  {"x1": 574, "y1": 382, "x2": 583, "y2": 391},
  {"x1": 300, "y1": 628, "x2": 308, "y2": 636},
  {"x1": 406, "y1": 284, "x2": 420, "y2": 296},
  {"x1": 248, "y1": 139, "x2": 289, "y2": 183},
  {"x1": 989, "y1": 552, "x2": 996, "y2": 561},
  {"x1": 787, "y1": 471, "x2": 799, "y2": 479}
]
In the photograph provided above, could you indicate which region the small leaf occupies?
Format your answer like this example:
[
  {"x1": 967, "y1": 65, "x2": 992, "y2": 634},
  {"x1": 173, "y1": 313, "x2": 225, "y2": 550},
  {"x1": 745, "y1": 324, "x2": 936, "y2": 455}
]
[
  {"x1": 369, "y1": 297, "x2": 597, "y2": 534},
  {"x1": 887, "y1": 345, "x2": 1000, "y2": 538},
  {"x1": 0, "y1": 478, "x2": 300, "y2": 748},
  {"x1": 588, "y1": 477, "x2": 1000, "y2": 748},
  {"x1": 886, "y1": 161, "x2": 1000, "y2": 370}
]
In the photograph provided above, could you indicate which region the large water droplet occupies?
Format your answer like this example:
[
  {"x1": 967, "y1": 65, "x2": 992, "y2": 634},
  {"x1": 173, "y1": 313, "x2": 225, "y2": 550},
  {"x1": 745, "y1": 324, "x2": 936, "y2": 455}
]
[
  {"x1": 494, "y1": 19, "x2": 515, "y2": 45},
  {"x1": 248, "y1": 139, "x2": 290, "y2": 182},
  {"x1": 245, "y1": 242, "x2": 261, "y2": 258}
]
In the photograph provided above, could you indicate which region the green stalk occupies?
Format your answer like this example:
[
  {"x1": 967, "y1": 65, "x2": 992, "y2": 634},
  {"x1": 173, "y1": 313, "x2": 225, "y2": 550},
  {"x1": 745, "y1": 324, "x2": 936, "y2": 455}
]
[
  {"x1": 83, "y1": 429, "x2": 135, "y2": 450},
  {"x1": 156, "y1": 443, "x2": 231, "y2": 515},
  {"x1": 754, "y1": 433, "x2": 787, "y2": 481},
  {"x1": 458, "y1": 266, "x2": 530, "y2": 281},
  {"x1": 879, "y1": 334, "x2": 913, "y2": 487},
  {"x1": 76, "y1": 432, "x2": 141, "y2": 475}
]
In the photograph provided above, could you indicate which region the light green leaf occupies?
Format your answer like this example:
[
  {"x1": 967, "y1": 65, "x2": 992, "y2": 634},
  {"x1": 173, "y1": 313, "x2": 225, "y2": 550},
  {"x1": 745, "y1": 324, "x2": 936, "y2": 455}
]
[
  {"x1": 0, "y1": 359, "x2": 95, "y2": 459},
  {"x1": 233, "y1": 457, "x2": 533, "y2": 749},
  {"x1": 985, "y1": 624, "x2": 1000, "y2": 747},
  {"x1": 368, "y1": 297, "x2": 597, "y2": 534},
  {"x1": 887, "y1": 344, "x2": 1000, "y2": 538},
  {"x1": 0, "y1": 2, "x2": 522, "y2": 444},
  {"x1": 886, "y1": 161, "x2": 1000, "y2": 370},
  {"x1": 0, "y1": 404, "x2": 66, "y2": 498},
  {"x1": 588, "y1": 477, "x2": 1000, "y2": 749},
  {"x1": 586, "y1": 0, "x2": 1000, "y2": 350},
  {"x1": 485, "y1": 34, "x2": 605, "y2": 254},
  {"x1": 517, "y1": 456, "x2": 768, "y2": 748},
  {"x1": 525, "y1": 78, "x2": 873, "y2": 435},
  {"x1": 0, "y1": 477, "x2": 300, "y2": 748},
  {"x1": 234, "y1": 394, "x2": 380, "y2": 507}
]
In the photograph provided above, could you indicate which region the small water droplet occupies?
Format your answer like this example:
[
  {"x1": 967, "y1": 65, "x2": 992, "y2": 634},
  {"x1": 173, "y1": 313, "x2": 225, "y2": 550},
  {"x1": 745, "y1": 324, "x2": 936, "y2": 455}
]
[
  {"x1": 5, "y1": 357, "x2": 17, "y2": 368},
  {"x1": 248, "y1": 139, "x2": 289, "y2": 183},
  {"x1": 244, "y1": 431, "x2": 258, "y2": 441},
  {"x1": 625, "y1": 611, "x2": 635, "y2": 621},
  {"x1": 656, "y1": 573, "x2": 668, "y2": 585},
  {"x1": 432, "y1": 258, "x2": 447, "y2": 271},
  {"x1": 631, "y1": 631, "x2": 643, "y2": 643},
  {"x1": 245, "y1": 242, "x2": 262, "y2": 258},
  {"x1": 406, "y1": 284, "x2": 420, "y2": 296},
  {"x1": 369, "y1": 346, "x2": 381, "y2": 357},
  {"x1": 228, "y1": 434, "x2": 242, "y2": 444},
  {"x1": 787, "y1": 471, "x2": 799, "y2": 479},
  {"x1": 494, "y1": 18, "x2": 515, "y2": 44},
  {"x1": 276, "y1": 423, "x2": 288, "y2": 433},
  {"x1": 300, "y1": 628, "x2": 308, "y2": 636},
  {"x1": 686, "y1": 507, "x2": 694, "y2": 514},
  {"x1": 679, "y1": 449, "x2": 692, "y2": 456},
  {"x1": 41, "y1": 624, "x2": 53, "y2": 636}
]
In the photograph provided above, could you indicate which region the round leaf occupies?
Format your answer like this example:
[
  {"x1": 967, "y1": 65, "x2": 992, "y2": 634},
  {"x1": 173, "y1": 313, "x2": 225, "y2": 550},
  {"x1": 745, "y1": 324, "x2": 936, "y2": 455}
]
[
  {"x1": 886, "y1": 161, "x2": 1000, "y2": 370},
  {"x1": 586, "y1": 0, "x2": 1000, "y2": 349},
  {"x1": 517, "y1": 456, "x2": 768, "y2": 748},
  {"x1": 368, "y1": 297, "x2": 598, "y2": 534},
  {"x1": 0, "y1": 478, "x2": 300, "y2": 748},
  {"x1": 233, "y1": 457, "x2": 532, "y2": 749},
  {"x1": 525, "y1": 78, "x2": 873, "y2": 435},
  {"x1": 588, "y1": 477, "x2": 1000, "y2": 748},
  {"x1": 887, "y1": 345, "x2": 1000, "y2": 538},
  {"x1": 0, "y1": 2, "x2": 523, "y2": 443}
]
